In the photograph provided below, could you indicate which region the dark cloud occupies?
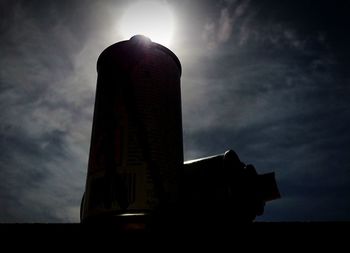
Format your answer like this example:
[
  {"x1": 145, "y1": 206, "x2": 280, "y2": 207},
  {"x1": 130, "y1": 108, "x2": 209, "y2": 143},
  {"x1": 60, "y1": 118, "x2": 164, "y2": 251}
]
[
  {"x1": 0, "y1": 0, "x2": 99, "y2": 222},
  {"x1": 181, "y1": 0, "x2": 350, "y2": 221},
  {"x1": 0, "y1": 0, "x2": 349, "y2": 222}
]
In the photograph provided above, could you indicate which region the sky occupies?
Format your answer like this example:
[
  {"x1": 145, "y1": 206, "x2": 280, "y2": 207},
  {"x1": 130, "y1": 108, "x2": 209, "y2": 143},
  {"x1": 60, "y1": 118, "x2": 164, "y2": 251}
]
[{"x1": 0, "y1": 0, "x2": 349, "y2": 222}]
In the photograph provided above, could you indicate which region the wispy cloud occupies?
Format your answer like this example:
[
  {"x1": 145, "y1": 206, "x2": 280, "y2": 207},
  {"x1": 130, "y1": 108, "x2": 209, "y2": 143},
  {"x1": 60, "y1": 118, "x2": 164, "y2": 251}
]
[
  {"x1": 182, "y1": 1, "x2": 350, "y2": 221},
  {"x1": 202, "y1": 0, "x2": 250, "y2": 49},
  {"x1": 0, "y1": 1, "x2": 103, "y2": 222},
  {"x1": 1, "y1": 0, "x2": 349, "y2": 222},
  {"x1": 217, "y1": 8, "x2": 233, "y2": 43}
]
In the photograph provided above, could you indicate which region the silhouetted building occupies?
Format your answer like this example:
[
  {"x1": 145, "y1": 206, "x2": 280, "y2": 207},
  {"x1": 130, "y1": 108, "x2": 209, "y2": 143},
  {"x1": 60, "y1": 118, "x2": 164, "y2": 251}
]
[
  {"x1": 181, "y1": 150, "x2": 280, "y2": 225},
  {"x1": 81, "y1": 35, "x2": 280, "y2": 230},
  {"x1": 81, "y1": 35, "x2": 183, "y2": 228}
]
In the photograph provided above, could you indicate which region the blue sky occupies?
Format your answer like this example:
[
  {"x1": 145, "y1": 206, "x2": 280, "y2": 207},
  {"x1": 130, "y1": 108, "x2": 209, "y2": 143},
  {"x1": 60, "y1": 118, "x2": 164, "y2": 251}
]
[{"x1": 0, "y1": 0, "x2": 349, "y2": 222}]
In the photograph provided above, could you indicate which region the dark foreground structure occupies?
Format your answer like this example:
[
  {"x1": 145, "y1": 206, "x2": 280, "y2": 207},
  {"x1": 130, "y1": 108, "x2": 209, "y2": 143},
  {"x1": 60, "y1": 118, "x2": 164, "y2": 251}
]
[{"x1": 81, "y1": 35, "x2": 280, "y2": 231}]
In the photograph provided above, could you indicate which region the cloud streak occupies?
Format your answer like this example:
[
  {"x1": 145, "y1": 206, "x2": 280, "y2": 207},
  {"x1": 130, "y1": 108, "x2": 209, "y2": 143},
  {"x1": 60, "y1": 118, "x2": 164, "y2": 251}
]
[
  {"x1": 0, "y1": 1, "x2": 101, "y2": 222},
  {"x1": 181, "y1": 0, "x2": 350, "y2": 221},
  {"x1": 202, "y1": 0, "x2": 251, "y2": 49},
  {"x1": 0, "y1": 0, "x2": 349, "y2": 222}
]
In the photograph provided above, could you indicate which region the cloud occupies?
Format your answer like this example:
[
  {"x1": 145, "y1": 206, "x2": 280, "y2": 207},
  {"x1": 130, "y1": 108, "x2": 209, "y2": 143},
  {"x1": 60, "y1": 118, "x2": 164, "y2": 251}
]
[
  {"x1": 217, "y1": 8, "x2": 233, "y2": 43},
  {"x1": 182, "y1": 0, "x2": 350, "y2": 221},
  {"x1": 200, "y1": 0, "x2": 312, "y2": 52},
  {"x1": 202, "y1": 0, "x2": 250, "y2": 49},
  {"x1": 0, "y1": 1, "x2": 101, "y2": 222},
  {"x1": 1, "y1": 0, "x2": 349, "y2": 222}
]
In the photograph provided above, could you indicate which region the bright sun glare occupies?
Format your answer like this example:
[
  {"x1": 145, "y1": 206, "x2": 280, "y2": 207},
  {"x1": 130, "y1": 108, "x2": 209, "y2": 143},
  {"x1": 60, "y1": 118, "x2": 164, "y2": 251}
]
[{"x1": 119, "y1": 1, "x2": 175, "y2": 47}]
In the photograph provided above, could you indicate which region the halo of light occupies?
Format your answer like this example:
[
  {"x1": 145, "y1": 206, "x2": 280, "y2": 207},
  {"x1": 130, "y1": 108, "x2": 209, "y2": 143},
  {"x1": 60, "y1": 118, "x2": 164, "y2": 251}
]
[{"x1": 119, "y1": 1, "x2": 175, "y2": 46}]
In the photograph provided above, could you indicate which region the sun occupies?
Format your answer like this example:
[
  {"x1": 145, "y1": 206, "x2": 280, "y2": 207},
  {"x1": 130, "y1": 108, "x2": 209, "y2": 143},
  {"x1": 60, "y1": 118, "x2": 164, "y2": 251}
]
[{"x1": 119, "y1": 1, "x2": 176, "y2": 47}]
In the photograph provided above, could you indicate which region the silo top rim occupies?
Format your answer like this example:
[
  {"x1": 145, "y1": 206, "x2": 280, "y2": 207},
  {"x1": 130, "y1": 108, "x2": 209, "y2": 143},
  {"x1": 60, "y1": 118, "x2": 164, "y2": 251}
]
[
  {"x1": 97, "y1": 36, "x2": 182, "y2": 75},
  {"x1": 130, "y1": 34, "x2": 152, "y2": 43}
]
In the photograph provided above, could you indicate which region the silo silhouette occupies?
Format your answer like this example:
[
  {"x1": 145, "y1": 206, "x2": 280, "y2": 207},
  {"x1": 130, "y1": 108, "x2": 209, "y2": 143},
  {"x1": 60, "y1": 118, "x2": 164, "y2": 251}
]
[{"x1": 81, "y1": 35, "x2": 183, "y2": 228}]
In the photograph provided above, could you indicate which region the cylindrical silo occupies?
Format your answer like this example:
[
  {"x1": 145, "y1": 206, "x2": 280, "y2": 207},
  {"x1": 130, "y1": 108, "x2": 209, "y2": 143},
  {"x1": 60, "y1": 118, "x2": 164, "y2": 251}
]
[{"x1": 81, "y1": 35, "x2": 183, "y2": 228}]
